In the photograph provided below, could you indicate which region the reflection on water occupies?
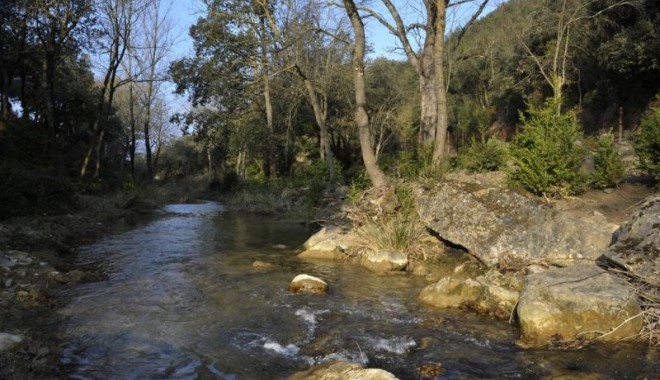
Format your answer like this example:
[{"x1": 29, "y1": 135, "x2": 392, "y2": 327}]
[{"x1": 59, "y1": 202, "x2": 659, "y2": 379}]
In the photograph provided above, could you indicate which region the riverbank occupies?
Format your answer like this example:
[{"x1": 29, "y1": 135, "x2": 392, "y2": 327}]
[
  {"x1": 0, "y1": 184, "x2": 201, "y2": 379},
  {"x1": 0, "y1": 176, "x2": 657, "y2": 378}
]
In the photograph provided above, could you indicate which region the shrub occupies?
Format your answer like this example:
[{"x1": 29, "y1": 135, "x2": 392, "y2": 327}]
[
  {"x1": 355, "y1": 209, "x2": 426, "y2": 258},
  {"x1": 508, "y1": 100, "x2": 586, "y2": 196},
  {"x1": 591, "y1": 131, "x2": 625, "y2": 189},
  {"x1": 454, "y1": 137, "x2": 508, "y2": 173},
  {"x1": 634, "y1": 100, "x2": 660, "y2": 183}
]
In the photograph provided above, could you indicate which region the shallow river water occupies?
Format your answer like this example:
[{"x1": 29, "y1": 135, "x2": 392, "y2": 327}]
[{"x1": 58, "y1": 202, "x2": 658, "y2": 379}]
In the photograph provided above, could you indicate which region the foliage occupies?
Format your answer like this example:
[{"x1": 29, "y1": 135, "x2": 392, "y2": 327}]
[
  {"x1": 507, "y1": 100, "x2": 587, "y2": 196},
  {"x1": 454, "y1": 137, "x2": 508, "y2": 173},
  {"x1": 288, "y1": 158, "x2": 344, "y2": 206},
  {"x1": 381, "y1": 144, "x2": 446, "y2": 182},
  {"x1": 590, "y1": 131, "x2": 625, "y2": 188},
  {"x1": 634, "y1": 100, "x2": 660, "y2": 183}
]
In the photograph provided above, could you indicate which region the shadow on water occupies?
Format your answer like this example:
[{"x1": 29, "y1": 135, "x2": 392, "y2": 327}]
[{"x1": 58, "y1": 202, "x2": 659, "y2": 379}]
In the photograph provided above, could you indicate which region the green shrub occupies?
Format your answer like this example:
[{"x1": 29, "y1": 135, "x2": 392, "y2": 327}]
[
  {"x1": 591, "y1": 131, "x2": 625, "y2": 188},
  {"x1": 454, "y1": 137, "x2": 508, "y2": 173},
  {"x1": 507, "y1": 100, "x2": 586, "y2": 196},
  {"x1": 290, "y1": 159, "x2": 343, "y2": 206},
  {"x1": 634, "y1": 101, "x2": 660, "y2": 183}
]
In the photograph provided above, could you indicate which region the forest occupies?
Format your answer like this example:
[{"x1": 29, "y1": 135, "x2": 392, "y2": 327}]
[{"x1": 1, "y1": 0, "x2": 659, "y2": 217}]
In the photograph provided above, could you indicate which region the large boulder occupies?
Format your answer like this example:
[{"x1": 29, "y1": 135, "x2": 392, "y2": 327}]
[
  {"x1": 287, "y1": 361, "x2": 398, "y2": 380},
  {"x1": 516, "y1": 265, "x2": 642, "y2": 347},
  {"x1": 361, "y1": 251, "x2": 408, "y2": 273},
  {"x1": 288, "y1": 274, "x2": 329, "y2": 294},
  {"x1": 414, "y1": 181, "x2": 614, "y2": 267},
  {"x1": 597, "y1": 196, "x2": 660, "y2": 283},
  {"x1": 299, "y1": 227, "x2": 353, "y2": 260}
]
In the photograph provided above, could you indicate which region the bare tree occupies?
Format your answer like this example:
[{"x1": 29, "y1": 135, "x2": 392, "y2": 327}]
[
  {"x1": 81, "y1": 0, "x2": 143, "y2": 178},
  {"x1": 257, "y1": 0, "x2": 346, "y2": 185},
  {"x1": 508, "y1": 0, "x2": 635, "y2": 114},
  {"x1": 131, "y1": 0, "x2": 175, "y2": 179}
]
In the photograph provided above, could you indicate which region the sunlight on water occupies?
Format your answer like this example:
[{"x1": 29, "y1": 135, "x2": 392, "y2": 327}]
[{"x1": 58, "y1": 202, "x2": 659, "y2": 379}]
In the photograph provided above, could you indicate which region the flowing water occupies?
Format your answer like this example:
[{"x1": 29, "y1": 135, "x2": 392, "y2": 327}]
[{"x1": 58, "y1": 202, "x2": 658, "y2": 379}]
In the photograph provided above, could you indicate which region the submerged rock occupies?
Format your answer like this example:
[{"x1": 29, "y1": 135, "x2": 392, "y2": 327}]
[
  {"x1": 419, "y1": 277, "x2": 482, "y2": 309},
  {"x1": 419, "y1": 270, "x2": 521, "y2": 319},
  {"x1": 287, "y1": 361, "x2": 398, "y2": 380},
  {"x1": 597, "y1": 195, "x2": 660, "y2": 283},
  {"x1": 360, "y1": 250, "x2": 408, "y2": 273},
  {"x1": 414, "y1": 182, "x2": 613, "y2": 267},
  {"x1": 289, "y1": 274, "x2": 328, "y2": 294},
  {"x1": 474, "y1": 270, "x2": 522, "y2": 319},
  {"x1": 516, "y1": 265, "x2": 642, "y2": 347},
  {"x1": 252, "y1": 260, "x2": 276, "y2": 269}
]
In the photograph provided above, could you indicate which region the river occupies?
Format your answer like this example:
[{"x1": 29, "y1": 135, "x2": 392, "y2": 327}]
[{"x1": 57, "y1": 202, "x2": 658, "y2": 379}]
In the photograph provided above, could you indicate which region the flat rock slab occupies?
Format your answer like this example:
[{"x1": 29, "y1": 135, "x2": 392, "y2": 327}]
[
  {"x1": 516, "y1": 265, "x2": 642, "y2": 347},
  {"x1": 414, "y1": 182, "x2": 613, "y2": 267}
]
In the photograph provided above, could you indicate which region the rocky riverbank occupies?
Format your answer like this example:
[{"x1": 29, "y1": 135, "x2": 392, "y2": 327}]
[
  {"x1": 0, "y1": 176, "x2": 656, "y2": 379},
  {"x1": 297, "y1": 173, "x2": 659, "y2": 352}
]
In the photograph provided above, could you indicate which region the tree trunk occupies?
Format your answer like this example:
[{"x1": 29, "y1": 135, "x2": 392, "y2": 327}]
[
  {"x1": 432, "y1": 0, "x2": 449, "y2": 165},
  {"x1": 618, "y1": 106, "x2": 623, "y2": 142},
  {"x1": 260, "y1": 18, "x2": 276, "y2": 179},
  {"x1": 263, "y1": 66, "x2": 276, "y2": 178},
  {"x1": 93, "y1": 128, "x2": 106, "y2": 178},
  {"x1": 207, "y1": 147, "x2": 214, "y2": 179},
  {"x1": 129, "y1": 83, "x2": 136, "y2": 178},
  {"x1": 419, "y1": 62, "x2": 437, "y2": 144},
  {"x1": 144, "y1": 117, "x2": 153, "y2": 179},
  {"x1": 344, "y1": 0, "x2": 387, "y2": 189},
  {"x1": 42, "y1": 55, "x2": 57, "y2": 142},
  {"x1": 1, "y1": 66, "x2": 11, "y2": 121},
  {"x1": 294, "y1": 65, "x2": 337, "y2": 185}
]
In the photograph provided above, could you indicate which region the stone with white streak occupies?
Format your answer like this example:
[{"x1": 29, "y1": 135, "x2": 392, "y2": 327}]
[{"x1": 288, "y1": 274, "x2": 329, "y2": 294}]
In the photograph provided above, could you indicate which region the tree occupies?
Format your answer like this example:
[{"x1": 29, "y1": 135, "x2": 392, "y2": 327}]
[
  {"x1": 509, "y1": 0, "x2": 636, "y2": 115},
  {"x1": 256, "y1": 0, "x2": 350, "y2": 185},
  {"x1": 343, "y1": 0, "x2": 388, "y2": 188},
  {"x1": 28, "y1": 0, "x2": 94, "y2": 146},
  {"x1": 80, "y1": 0, "x2": 142, "y2": 178},
  {"x1": 359, "y1": 0, "x2": 490, "y2": 165},
  {"x1": 132, "y1": 0, "x2": 175, "y2": 179}
]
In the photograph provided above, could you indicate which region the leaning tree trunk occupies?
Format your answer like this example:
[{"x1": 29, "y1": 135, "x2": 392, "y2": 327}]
[{"x1": 343, "y1": 0, "x2": 388, "y2": 189}]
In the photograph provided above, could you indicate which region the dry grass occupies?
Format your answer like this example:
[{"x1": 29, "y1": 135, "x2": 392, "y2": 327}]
[
  {"x1": 634, "y1": 280, "x2": 660, "y2": 346},
  {"x1": 352, "y1": 210, "x2": 428, "y2": 259},
  {"x1": 601, "y1": 268, "x2": 660, "y2": 346}
]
